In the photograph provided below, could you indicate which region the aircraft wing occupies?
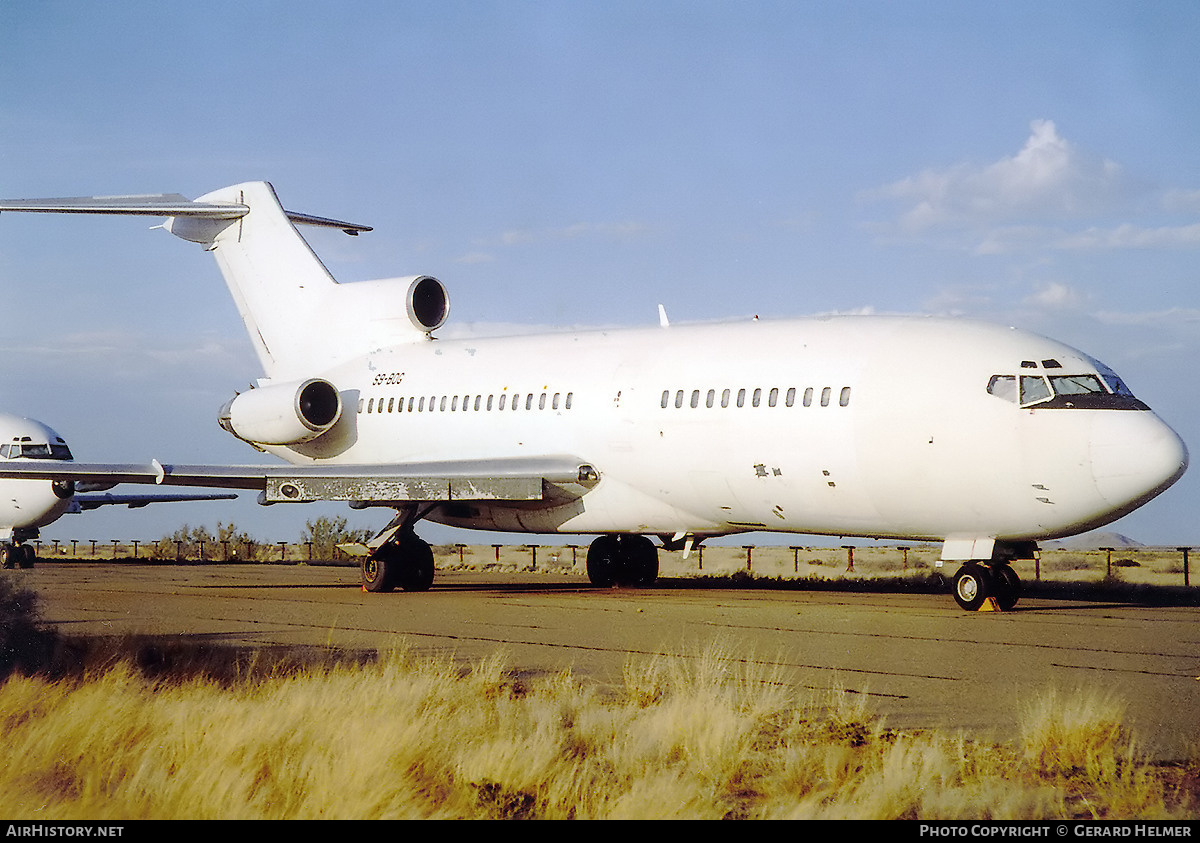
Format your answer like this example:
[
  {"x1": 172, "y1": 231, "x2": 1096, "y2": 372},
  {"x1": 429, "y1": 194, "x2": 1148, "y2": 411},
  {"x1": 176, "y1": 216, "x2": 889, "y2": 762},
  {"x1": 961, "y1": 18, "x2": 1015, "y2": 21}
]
[
  {"x1": 72, "y1": 492, "x2": 239, "y2": 511},
  {"x1": 0, "y1": 457, "x2": 600, "y2": 504}
]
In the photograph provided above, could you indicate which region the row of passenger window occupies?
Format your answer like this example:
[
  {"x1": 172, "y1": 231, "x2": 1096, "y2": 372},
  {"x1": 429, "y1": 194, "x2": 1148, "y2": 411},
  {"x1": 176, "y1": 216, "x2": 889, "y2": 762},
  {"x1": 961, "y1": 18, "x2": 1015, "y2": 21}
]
[
  {"x1": 660, "y1": 386, "x2": 851, "y2": 410},
  {"x1": 359, "y1": 391, "x2": 575, "y2": 415}
]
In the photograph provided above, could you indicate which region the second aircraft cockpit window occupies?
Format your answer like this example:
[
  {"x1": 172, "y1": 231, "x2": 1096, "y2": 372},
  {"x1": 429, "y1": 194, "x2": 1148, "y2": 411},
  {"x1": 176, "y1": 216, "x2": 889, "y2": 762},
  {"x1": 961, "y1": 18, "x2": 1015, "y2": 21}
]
[{"x1": 0, "y1": 441, "x2": 73, "y2": 460}]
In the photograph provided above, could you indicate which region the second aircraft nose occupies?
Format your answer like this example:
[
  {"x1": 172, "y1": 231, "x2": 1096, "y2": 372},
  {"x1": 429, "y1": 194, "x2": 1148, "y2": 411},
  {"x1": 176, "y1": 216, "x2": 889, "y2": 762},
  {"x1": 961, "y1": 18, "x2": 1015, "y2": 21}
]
[{"x1": 1090, "y1": 411, "x2": 1188, "y2": 512}]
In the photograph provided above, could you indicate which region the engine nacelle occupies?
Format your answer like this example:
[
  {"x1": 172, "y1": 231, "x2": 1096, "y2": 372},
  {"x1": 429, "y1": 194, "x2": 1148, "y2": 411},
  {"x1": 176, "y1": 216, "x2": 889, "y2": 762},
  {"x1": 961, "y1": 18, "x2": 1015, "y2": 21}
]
[
  {"x1": 405, "y1": 275, "x2": 449, "y2": 332},
  {"x1": 218, "y1": 378, "x2": 342, "y2": 446}
]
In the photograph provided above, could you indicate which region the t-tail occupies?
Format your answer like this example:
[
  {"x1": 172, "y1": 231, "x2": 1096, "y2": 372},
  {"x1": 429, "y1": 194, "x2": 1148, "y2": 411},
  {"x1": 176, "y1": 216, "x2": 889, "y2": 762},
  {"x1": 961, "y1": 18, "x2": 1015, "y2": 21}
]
[{"x1": 0, "y1": 181, "x2": 450, "y2": 381}]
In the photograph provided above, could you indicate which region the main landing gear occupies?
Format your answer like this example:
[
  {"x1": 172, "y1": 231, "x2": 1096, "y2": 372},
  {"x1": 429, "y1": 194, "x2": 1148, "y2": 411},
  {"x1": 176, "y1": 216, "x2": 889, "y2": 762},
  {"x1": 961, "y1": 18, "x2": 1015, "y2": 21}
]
[
  {"x1": 951, "y1": 561, "x2": 1020, "y2": 611},
  {"x1": 0, "y1": 542, "x2": 35, "y2": 570},
  {"x1": 361, "y1": 529, "x2": 435, "y2": 593},
  {"x1": 586, "y1": 534, "x2": 659, "y2": 587}
]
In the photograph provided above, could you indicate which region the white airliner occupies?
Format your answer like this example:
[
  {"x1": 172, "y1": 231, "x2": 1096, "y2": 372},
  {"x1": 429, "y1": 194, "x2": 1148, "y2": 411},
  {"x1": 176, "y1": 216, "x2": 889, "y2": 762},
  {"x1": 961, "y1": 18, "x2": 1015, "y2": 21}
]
[
  {"x1": 0, "y1": 182, "x2": 1187, "y2": 609},
  {"x1": 0, "y1": 412, "x2": 236, "y2": 568}
]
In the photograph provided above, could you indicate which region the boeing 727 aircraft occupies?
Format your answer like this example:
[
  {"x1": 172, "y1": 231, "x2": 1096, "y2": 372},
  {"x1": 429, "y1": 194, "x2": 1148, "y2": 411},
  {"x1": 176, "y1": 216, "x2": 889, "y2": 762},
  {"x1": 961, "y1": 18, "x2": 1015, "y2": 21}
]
[
  {"x1": 0, "y1": 183, "x2": 1187, "y2": 609},
  {"x1": 0, "y1": 412, "x2": 235, "y2": 568}
]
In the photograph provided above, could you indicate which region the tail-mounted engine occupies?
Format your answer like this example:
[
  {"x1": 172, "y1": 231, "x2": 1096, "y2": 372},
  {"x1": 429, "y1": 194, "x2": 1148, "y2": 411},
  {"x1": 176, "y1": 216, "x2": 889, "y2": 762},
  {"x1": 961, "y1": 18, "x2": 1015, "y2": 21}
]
[
  {"x1": 405, "y1": 275, "x2": 449, "y2": 333},
  {"x1": 218, "y1": 378, "x2": 342, "y2": 447}
]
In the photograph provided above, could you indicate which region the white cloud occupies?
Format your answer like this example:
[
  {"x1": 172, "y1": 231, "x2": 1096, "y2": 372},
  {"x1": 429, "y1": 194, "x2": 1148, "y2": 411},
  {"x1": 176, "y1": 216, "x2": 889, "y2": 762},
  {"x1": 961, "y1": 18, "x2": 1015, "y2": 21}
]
[
  {"x1": 1024, "y1": 281, "x2": 1085, "y2": 310},
  {"x1": 1052, "y1": 222, "x2": 1200, "y2": 251},
  {"x1": 453, "y1": 251, "x2": 496, "y2": 264},
  {"x1": 0, "y1": 329, "x2": 252, "y2": 385},
  {"x1": 1091, "y1": 307, "x2": 1200, "y2": 327},
  {"x1": 492, "y1": 220, "x2": 652, "y2": 248},
  {"x1": 875, "y1": 120, "x2": 1127, "y2": 233},
  {"x1": 1161, "y1": 189, "x2": 1200, "y2": 214},
  {"x1": 866, "y1": 121, "x2": 1200, "y2": 256}
]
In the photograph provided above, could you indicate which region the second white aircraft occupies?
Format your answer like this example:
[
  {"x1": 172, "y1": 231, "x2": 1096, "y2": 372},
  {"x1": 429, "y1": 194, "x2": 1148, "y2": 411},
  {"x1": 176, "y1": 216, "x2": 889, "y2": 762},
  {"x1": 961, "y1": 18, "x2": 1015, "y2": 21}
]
[
  {"x1": 0, "y1": 412, "x2": 235, "y2": 568},
  {"x1": 0, "y1": 182, "x2": 1187, "y2": 609}
]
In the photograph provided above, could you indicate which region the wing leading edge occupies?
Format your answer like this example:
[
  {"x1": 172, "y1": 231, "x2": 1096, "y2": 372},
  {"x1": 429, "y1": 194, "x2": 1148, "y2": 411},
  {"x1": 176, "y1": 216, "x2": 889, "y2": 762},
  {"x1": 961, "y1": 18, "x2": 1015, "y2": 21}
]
[{"x1": 0, "y1": 457, "x2": 600, "y2": 505}]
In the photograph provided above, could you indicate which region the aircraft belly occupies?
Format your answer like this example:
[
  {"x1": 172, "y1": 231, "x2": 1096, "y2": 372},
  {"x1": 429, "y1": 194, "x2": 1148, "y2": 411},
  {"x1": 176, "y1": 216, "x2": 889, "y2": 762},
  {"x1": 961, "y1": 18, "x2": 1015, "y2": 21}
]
[
  {"x1": 0, "y1": 479, "x2": 70, "y2": 531},
  {"x1": 429, "y1": 476, "x2": 722, "y2": 535}
]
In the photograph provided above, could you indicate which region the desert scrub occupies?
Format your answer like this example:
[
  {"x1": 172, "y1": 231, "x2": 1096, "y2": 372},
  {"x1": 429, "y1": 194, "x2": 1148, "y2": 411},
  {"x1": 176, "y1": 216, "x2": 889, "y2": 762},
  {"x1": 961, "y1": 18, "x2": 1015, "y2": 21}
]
[
  {"x1": 0, "y1": 644, "x2": 1192, "y2": 820},
  {"x1": 0, "y1": 573, "x2": 57, "y2": 677}
]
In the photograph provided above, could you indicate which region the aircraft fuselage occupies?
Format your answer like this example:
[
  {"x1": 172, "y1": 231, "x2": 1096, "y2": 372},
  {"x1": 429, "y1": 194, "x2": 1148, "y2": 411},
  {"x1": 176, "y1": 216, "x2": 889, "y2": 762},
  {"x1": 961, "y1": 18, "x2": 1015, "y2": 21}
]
[{"x1": 265, "y1": 315, "x2": 1187, "y2": 548}]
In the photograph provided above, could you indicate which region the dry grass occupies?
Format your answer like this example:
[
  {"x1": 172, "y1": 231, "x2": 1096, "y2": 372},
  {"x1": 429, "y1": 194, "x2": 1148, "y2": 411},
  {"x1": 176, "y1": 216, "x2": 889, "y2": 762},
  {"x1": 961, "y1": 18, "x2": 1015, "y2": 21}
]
[{"x1": 0, "y1": 642, "x2": 1194, "y2": 820}]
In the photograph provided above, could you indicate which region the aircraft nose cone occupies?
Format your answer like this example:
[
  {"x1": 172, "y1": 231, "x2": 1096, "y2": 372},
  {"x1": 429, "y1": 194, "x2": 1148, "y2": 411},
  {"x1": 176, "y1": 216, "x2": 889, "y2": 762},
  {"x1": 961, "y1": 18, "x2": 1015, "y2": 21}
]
[{"x1": 1091, "y1": 412, "x2": 1188, "y2": 510}]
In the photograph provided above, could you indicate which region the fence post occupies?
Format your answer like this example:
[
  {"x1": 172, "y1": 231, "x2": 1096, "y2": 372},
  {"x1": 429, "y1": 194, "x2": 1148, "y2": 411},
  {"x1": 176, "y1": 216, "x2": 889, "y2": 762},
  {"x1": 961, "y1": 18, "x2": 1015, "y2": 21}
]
[
  {"x1": 1178, "y1": 547, "x2": 1192, "y2": 587},
  {"x1": 843, "y1": 545, "x2": 855, "y2": 572},
  {"x1": 1100, "y1": 547, "x2": 1114, "y2": 578}
]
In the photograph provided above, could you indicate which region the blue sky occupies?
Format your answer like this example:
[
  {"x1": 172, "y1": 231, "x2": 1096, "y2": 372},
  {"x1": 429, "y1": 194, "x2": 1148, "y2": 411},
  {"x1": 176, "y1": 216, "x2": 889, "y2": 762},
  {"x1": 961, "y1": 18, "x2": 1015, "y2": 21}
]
[{"x1": 1, "y1": 1, "x2": 1197, "y2": 546}]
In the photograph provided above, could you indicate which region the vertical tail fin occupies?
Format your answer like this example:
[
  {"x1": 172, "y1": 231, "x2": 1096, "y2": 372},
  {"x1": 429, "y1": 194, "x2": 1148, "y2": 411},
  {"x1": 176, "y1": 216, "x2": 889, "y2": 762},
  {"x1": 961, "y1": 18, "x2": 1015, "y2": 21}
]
[
  {"x1": 0, "y1": 182, "x2": 374, "y2": 380},
  {"x1": 166, "y1": 182, "x2": 361, "y2": 379},
  {"x1": 0, "y1": 183, "x2": 451, "y2": 382}
]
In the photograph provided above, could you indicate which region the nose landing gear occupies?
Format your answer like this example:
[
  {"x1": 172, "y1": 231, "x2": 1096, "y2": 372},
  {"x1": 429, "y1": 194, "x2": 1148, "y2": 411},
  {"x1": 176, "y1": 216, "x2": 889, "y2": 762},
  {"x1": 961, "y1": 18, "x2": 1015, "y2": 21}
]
[
  {"x1": 0, "y1": 542, "x2": 35, "y2": 570},
  {"x1": 951, "y1": 561, "x2": 1020, "y2": 611}
]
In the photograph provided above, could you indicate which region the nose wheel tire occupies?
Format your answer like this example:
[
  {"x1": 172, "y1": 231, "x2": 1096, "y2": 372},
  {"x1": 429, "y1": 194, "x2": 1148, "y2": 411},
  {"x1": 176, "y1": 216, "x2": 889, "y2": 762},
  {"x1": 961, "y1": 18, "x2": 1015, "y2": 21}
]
[
  {"x1": 993, "y1": 564, "x2": 1020, "y2": 610},
  {"x1": 0, "y1": 544, "x2": 33, "y2": 570}
]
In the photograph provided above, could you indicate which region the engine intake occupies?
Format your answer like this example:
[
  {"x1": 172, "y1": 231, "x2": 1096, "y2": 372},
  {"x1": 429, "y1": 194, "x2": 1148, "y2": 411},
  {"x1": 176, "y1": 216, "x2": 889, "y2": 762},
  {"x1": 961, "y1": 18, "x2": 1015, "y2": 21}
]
[
  {"x1": 406, "y1": 275, "x2": 449, "y2": 332},
  {"x1": 218, "y1": 378, "x2": 342, "y2": 446}
]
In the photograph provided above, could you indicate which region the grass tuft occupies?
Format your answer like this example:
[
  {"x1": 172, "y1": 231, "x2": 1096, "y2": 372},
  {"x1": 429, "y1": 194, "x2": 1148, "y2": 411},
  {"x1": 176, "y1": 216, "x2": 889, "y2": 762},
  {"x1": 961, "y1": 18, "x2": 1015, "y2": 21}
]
[{"x1": 0, "y1": 637, "x2": 1193, "y2": 819}]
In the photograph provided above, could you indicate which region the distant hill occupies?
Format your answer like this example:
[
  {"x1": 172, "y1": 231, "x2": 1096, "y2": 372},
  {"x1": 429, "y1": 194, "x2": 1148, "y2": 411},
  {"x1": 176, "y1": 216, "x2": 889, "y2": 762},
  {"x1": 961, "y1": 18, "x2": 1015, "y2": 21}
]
[{"x1": 1045, "y1": 531, "x2": 1144, "y2": 551}]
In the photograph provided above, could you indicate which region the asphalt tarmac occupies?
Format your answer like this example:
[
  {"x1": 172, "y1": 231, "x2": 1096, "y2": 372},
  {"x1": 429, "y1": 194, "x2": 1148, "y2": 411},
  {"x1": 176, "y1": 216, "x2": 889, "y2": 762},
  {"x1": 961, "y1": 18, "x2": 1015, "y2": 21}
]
[{"x1": 16, "y1": 561, "x2": 1200, "y2": 760}]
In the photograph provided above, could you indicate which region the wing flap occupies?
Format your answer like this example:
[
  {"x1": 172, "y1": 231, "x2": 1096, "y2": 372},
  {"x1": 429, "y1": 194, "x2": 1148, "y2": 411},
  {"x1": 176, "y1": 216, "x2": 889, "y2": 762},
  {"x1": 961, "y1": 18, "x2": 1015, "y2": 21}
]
[{"x1": 0, "y1": 457, "x2": 599, "y2": 504}]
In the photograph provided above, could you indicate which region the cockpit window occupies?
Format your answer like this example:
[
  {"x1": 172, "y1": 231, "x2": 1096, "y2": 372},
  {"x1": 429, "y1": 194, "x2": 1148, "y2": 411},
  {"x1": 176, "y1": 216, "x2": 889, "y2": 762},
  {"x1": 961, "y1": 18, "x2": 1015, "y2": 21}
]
[
  {"x1": 987, "y1": 375, "x2": 1016, "y2": 403},
  {"x1": 1020, "y1": 376, "x2": 1051, "y2": 406},
  {"x1": 1048, "y1": 375, "x2": 1104, "y2": 396},
  {"x1": 986, "y1": 368, "x2": 1149, "y2": 410},
  {"x1": 1, "y1": 442, "x2": 73, "y2": 460}
]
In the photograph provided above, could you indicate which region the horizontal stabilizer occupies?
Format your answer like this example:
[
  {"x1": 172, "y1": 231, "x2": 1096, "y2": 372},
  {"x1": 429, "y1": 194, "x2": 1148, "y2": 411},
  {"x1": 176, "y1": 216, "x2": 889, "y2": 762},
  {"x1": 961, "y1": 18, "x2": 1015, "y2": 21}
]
[{"x1": 0, "y1": 193, "x2": 372, "y2": 234}]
